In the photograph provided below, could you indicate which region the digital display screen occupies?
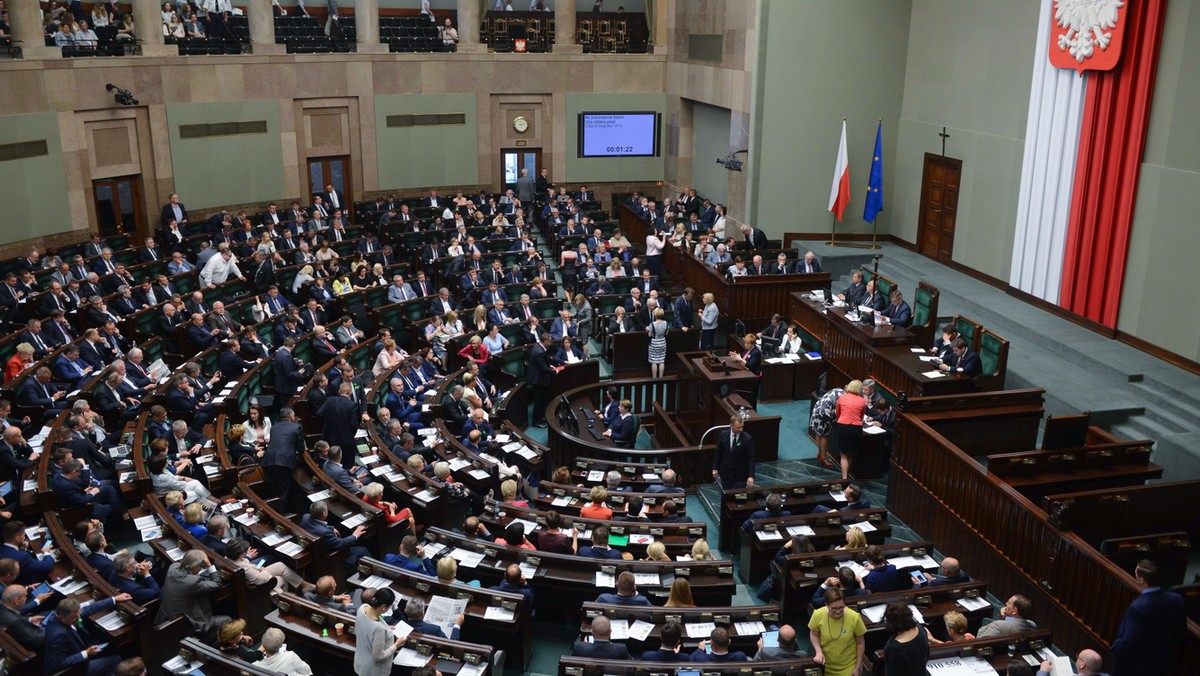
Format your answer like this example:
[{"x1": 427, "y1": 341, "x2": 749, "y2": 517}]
[{"x1": 578, "y1": 112, "x2": 660, "y2": 157}]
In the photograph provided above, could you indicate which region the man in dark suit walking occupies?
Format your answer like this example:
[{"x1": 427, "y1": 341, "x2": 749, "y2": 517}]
[
  {"x1": 712, "y1": 416, "x2": 755, "y2": 490},
  {"x1": 1110, "y1": 559, "x2": 1186, "y2": 676},
  {"x1": 318, "y1": 383, "x2": 366, "y2": 470},
  {"x1": 262, "y1": 408, "x2": 307, "y2": 512},
  {"x1": 526, "y1": 333, "x2": 557, "y2": 428},
  {"x1": 273, "y1": 338, "x2": 309, "y2": 402}
]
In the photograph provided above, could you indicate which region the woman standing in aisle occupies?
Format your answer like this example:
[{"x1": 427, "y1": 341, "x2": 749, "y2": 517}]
[
  {"x1": 647, "y1": 307, "x2": 668, "y2": 379},
  {"x1": 808, "y1": 588, "x2": 867, "y2": 676}
]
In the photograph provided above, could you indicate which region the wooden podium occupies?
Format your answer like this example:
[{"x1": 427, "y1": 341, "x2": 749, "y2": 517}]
[{"x1": 674, "y1": 351, "x2": 780, "y2": 461}]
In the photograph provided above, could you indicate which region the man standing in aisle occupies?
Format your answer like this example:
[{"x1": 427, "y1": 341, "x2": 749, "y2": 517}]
[{"x1": 713, "y1": 416, "x2": 755, "y2": 490}]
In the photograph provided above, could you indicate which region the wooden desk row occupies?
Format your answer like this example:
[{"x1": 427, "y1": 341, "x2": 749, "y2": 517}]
[{"x1": 739, "y1": 508, "x2": 893, "y2": 584}]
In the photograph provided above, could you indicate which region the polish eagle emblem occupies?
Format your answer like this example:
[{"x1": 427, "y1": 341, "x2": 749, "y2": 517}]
[{"x1": 1050, "y1": 0, "x2": 1127, "y2": 72}]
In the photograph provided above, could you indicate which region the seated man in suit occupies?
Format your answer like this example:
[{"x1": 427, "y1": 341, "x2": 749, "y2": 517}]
[
  {"x1": 641, "y1": 621, "x2": 691, "y2": 661},
  {"x1": 931, "y1": 324, "x2": 961, "y2": 363},
  {"x1": 881, "y1": 289, "x2": 913, "y2": 327},
  {"x1": 578, "y1": 525, "x2": 624, "y2": 560},
  {"x1": 691, "y1": 626, "x2": 749, "y2": 663},
  {"x1": 186, "y1": 313, "x2": 219, "y2": 352},
  {"x1": 301, "y1": 501, "x2": 369, "y2": 569},
  {"x1": 384, "y1": 535, "x2": 436, "y2": 575},
  {"x1": 938, "y1": 337, "x2": 982, "y2": 377},
  {"x1": 798, "y1": 251, "x2": 822, "y2": 274},
  {"x1": 977, "y1": 594, "x2": 1037, "y2": 637},
  {"x1": 323, "y1": 446, "x2": 365, "y2": 495},
  {"x1": 165, "y1": 375, "x2": 215, "y2": 427},
  {"x1": 488, "y1": 564, "x2": 534, "y2": 605},
  {"x1": 52, "y1": 459, "x2": 125, "y2": 525},
  {"x1": 440, "y1": 385, "x2": 470, "y2": 424},
  {"x1": 460, "y1": 408, "x2": 494, "y2": 442},
  {"x1": 156, "y1": 550, "x2": 228, "y2": 640},
  {"x1": 585, "y1": 277, "x2": 615, "y2": 297},
  {"x1": 771, "y1": 252, "x2": 793, "y2": 275},
  {"x1": 602, "y1": 399, "x2": 636, "y2": 448},
  {"x1": 403, "y1": 597, "x2": 465, "y2": 640},
  {"x1": 812, "y1": 483, "x2": 870, "y2": 514},
  {"x1": 217, "y1": 340, "x2": 259, "y2": 380},
  {"x1": 919, "y1": 556, "x2": 971, "y2": 588},
  {"x1": 0, "y1": 521, "x2": 55, "y2": 585},
  {"x1": 860, "y1": 545, "x2": 903, "y2": 593},
  {"x1": 110, "y1": 552, "x2": 160, "y2": 606},
  {"x1": 741, "y1": 493, "x2": 792, "y2": 532},
  {"x1": 0, "y1": 582, "x2": 47, "y2": 651},
  {"x1": 21, "y1": 367, "x2": 71, "y2": 414},
  {"x1": 616, "y1": 496, "x2": 651, "y2": 524},
  {"x1": 304, "y1": 575, "x2": 359, "y2": 612},
  {"x1": 645, "y1": 468, "x2": 685, "y2": 494},
  {"x1": 571, "y1": 615, "x2": 632, "y2": 659},
  {"x1": 44, "y1": 594, "x2": 130, "y2": 675}
]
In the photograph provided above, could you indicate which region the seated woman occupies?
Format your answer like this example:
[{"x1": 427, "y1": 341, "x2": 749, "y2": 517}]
[
  {"x1": 555, "y1": 336, "x2": 586, "y2": 365},
  {"x1": 363, "y1": 482, "x2": 416, "y2": 532},
  {"x1": 499, "y1": 479, "x2": 528, "y2": 509},
  {"x1": 180, "y1": 501, "x2": 209, "y2": 539},
  {"x1": 225, "y1": 424, "x2": 260, "y2": 466},
  {"x1": 643, "y1": 541, "x2": 671, "y2": 562},
  {"x1": 535, "y1": 510, "x2": 577, "y2": 554},
  {"x1": 551, "y1": 465, "x2": 572, "y2": 486},
  {"x1": 502, "y1": 522, "x2": 536, "y2": 551},
  {"x1": 836, "y1": 526, "x2": 868, "y2": 551},
  {"x1": 226, "y1": 537, "x2": 314, "y2": 595},
  {"x1": 665, "y1": 578, "x2": 696, "y2": 608},
  {"x1": 149, "y1": 453, "x2": 213, "y2": 507},
  {"x1": 241, "y1": 404, "x2": 272, "y2": 447},
  {"x1": 458, "y1": 335, "x2": 490, "y2": 369},
  {"x1": 580, "y1": 485, "x2": 613, "y2": 520},
  {"x1": 942, "y1": 610, "x2": 975, "y2": 643},
  {"x1": 437, "y1": 554, "x2": 480, "y2": 587},
  {"x1": 688, "y1": 538, "x2": 715, "y2": 562},
  {"x1": 528, "y1": 277, "x2": 549, "y2": 300},
  {"x1": 164, "y1": 490, "x2": 187, "y2": 525},
  {"x1": 217, "y1": 619, "x2": 263, "y2": 663}
]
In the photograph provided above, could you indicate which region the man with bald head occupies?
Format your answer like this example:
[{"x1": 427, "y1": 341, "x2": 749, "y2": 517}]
[
  {"x1": 753, "y1": 624, "x2": 806, "y2": 660},
  {"x1": 0, "y1": 583, "x2": 45, "y2": 650},
  {"x1": 645, "y1": 468, "x2": 684, "y2": 494},
  {"x1": 924, "y1": 556, "x2": 970, "y2": 587},
  {"x1": 1039, "y1": 649, "x2": 1105, "y2": 676},
  {"x1": 571, "y1": 614, "x2": 632, "y2": 659}
]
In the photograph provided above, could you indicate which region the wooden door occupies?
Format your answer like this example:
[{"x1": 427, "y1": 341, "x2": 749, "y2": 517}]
[
  {"x1": 92, "y1": 176, "x2": 145, "y2": 239},
  {"x1": 307, "y1": 156, "x2": 352, "y2": 204},
  {"x1": 917, "y1": 153, "x2": 962, "y2": 262}
]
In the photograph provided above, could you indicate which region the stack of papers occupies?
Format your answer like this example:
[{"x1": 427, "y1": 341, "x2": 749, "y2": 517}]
[
  {"x1": 786, "y1": 525, "x2": 816, "y2": 537},
  {"x1": 494, "y1": 434, "x2": 511, "y2": 443},
  {"x1": 138, "y1": 526, "x2": 162, "y2": 542},
  {"x1": 413, "y1": 489, "x2": 437, "y2": 502},
  {"x1": 594, "y1": 571, "x2": 616, "y2": 587},
  {"x1": 829, "y1": 490, "x2": 848, "y2": 502},
  {"x1": 276, "y1": 541, "x2": 304, "y2": 557},
  {"x1": 163, "y1": 655, "x2": 205, "y2": 674},
  {"x1": 756, "y1": 530, "x2": 783, "y2": 541},
  {"x1": 632, "y1": 572, "x2": 660, "y2": 586},
  {"x1": 370, "y1": 465, "x2": 392, "y2": 476},
  {"x1": 734, "y1": 620, "x2": 766, "y2": 635},
  {"x1": 518, "y1": 562, "x2": 538, "y2": 579},
  {"x1": 94, "y1": 611, "x2": 125, "y2": 631},
  {"x1": 467, "y1": 469, "x2": 491, "y2": 481},
  {"x1": 360, "y1": 574, "x2": 393, "y2": 589},
  {"x1": 910, "y1": 347, "x2": 927, "y2": 353},
  {"x1": 551, "y1": 496, "x2": 573, "y2": 507},
  {"x1": 924, "y1": 656, "x2": 996, "y2": 675},
  {"x1": 449, "y1": 548, "x2": 485, "y2": 568},
  {"x1": 164, "y1": 546, "x2": 185, "y2": 561},
  {"x1": 423, "y1": 542, "x2": 447, "y2": 558},
  {"x1": 342, "y1": 514, "x2": 368, "y2": 529},
  {"x1": 923, "y1": 370, "x2": 947, "y2": 378},
  {"x1": 890, "y1": 555, "x2": 938, "y2": 570},
  {"x1": 956, "y1": 596, "x2": 991, "y2": 612},
  {"x1": 51, "y1": 577, "x2": 89, "y2": 595},
  {"x1": 864, "y1": 425, "x2": 887, "y2": 435},
  {"x1": 608, "y1": 618, "x2": 630, "y2": 640},
  {"x1": 685, "y1": 622, "x2": 716, "y2": 638},
  {"x1": 846, "y1": 521, "x2": 876, "y2": 532},
  {"x1": 261, "y1": 532, "x2": 290, "y2": 547},
  {"x1": 307, "y1": 489, "x2": 333, "y2": 502},
  {"x1": 393, "y1": 648, "x2": 430, "y2": 667},
  {"x1": 484, "y1": 606, "x2": 515, "y2": 621},
  {"x1": 132, "y1": 516, "x2": 157, "y2": 531},
  {"x1": 628, "y1": 619, "x2": 655, "y2": 641},
  {"x1": 233, "y1": 513, "x2": 259, "y2": 526}
]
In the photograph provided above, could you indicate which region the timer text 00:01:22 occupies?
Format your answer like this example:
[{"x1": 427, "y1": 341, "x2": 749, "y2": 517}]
[{"x1": 606, "y1": 146, "x2": 635, "y2": 153}]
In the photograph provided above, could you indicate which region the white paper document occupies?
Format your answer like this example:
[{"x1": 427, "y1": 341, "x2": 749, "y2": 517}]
[
  {"x1": 360, "y1": 574, "x2": 393, "y2": 589},
  {"x1": 786, "y1": 525, "x2": 816, "y2": 537},
  {"x1": 685, "y1": 622, "x2": 716, "y2": 638},
  {"x1": 910, "y1": 347, "x2": 927, "y2": 353},
  {"x1": 276, "y1": 541, "x2": 304, "y2": 557},
  {"x1": 133, "y1": 516, "x2": 157, "y2": 531},
  {"x1": 632, "y1": 572, "x2": 660, "y2": 586},
  {"x1": 423, "y1": 595, "x2": 468, "y2": 640},
  {"x1": 551, "y1": 495, "x2": 573, "y2": 507},
  {"x1": 922, "y1": 369, "x2": 948, "y2": 378},
  {"x1": 734, "y1": 620, "x2": 766, "y2": 636},
  {"x1": 594, "y1": 571, "x2": 616, "y2": 587},
  {"x1": 391, "y1": 619, "x2": 414, "y2": 639},
  {"x1": 307, "y1": 489, "x2": 333, "y2": 502},
  {"x1": 846, "y1": 521, "x2": 876, "y2": 532},
  {"x1": 394, "y1": 647, "x2": 430, "y2": 667},
  {"x1": 484, "y1": 606, "x2": 515, "y2": 621},
  {"x1": 756, "y1": 530, "x2": 783, "y2": 541},
  {"x1": 341, "y1": 513, "x2": 368, "y2": 529},
  {"x1": 863, "y1": 425, "x2": 887, "y2": 435},
  {"x1": 261, "y1": 532, "x2": 290, "y2": 547},
  {"x1": 956, "y1": 595, "x2": 991, "y2": 612},
  {"x1": 587, "y1": 470, "x2": 604, "y2": 482},
  {"x1": 626, "y1": 619, "x2": 655, "y2": 641},
  {"x1": 449, "y1": 548, "x2": 485, "y2": 568},
  {"x1": 829, "y1": 490, "x2": 848, "y2": 502},
  {"x1": 608, "y1": 618, "x2": 630, "y2": 640}
]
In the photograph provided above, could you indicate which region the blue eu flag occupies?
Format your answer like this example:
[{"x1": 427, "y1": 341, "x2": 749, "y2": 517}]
[{"x1": 863, "y1": 122, "x2": 884, "y2": 223}]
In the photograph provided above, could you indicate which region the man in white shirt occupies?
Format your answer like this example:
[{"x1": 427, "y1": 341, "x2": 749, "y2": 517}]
[{"x1": 199, "y1": 247, "x2": 243, "y2": 288}]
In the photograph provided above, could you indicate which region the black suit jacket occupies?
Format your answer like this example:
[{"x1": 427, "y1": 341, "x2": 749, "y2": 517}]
[
  {"x1": 571, "y1": 640, "x2": 632, "y2": 660},
  {"x1": 263, "y1": 420, "x2": 306, "y2": 470},
  {"x1": 527, "y1": 343, "x2": 555, "y2": 387},
  {"x1": 714, "y1": 429, "x2": 755, "y2": 482},
  {"x1": 318, "y1": 396, "x2": 360, "y2": 447},
  {"x1": 161, "y1": 202, "x2": 188, "y2": 227}
]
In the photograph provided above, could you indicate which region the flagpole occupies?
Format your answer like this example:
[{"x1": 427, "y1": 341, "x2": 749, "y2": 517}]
[{"x1": 836, "y1": 117, "x2": 882, "y2": 250}]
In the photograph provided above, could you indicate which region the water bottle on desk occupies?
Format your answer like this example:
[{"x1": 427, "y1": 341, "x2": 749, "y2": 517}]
[{"x1": 738, "y1": 406, "x2": 749, "y2": 421}]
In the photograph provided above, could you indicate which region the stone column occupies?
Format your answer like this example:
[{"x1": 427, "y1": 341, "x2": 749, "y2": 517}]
[
  {"x1": 456, "y1": 0, "x2": 484, "y2": 53},
  {"x1": 554, "y1": 0, "x2": 580, "y2": 52},
  {"x1": 356, "y1": 0, "x2": 386, "y2": 53},
  {"x1": 11, "y1": 0, "x2": 52, "y2": 58},
  {"x1": 247, "y1": 0, "x2": 283, "y2": 54},
  {"x1": 133, "y1": 0, "x2": 171, "y2": 56}
]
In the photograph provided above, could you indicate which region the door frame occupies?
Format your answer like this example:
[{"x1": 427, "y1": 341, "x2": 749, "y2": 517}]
[
  {"x1": 916, "y1": 152, "x2": 963, "y2": 263},
  {"x1": 306, "y1": 155, "x2": 353, "y2": 205},
  {"x1": 500, "y1": 147, "x2": 543, "y2": 193},
  {"x1": 92, "y1": 175, "x2": 146, "y2": 240}
]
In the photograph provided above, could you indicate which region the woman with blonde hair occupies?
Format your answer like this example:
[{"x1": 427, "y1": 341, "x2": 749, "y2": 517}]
[
  {"x1": 665, "y1": 578, "x2": 696, "y2": 608},
  {"x1": 437, "y1": 554, "x2": 480, "y2": 587},
  {"x1": 225, "y1": 423, "x2": 259, "y2": 465},
  {"x1": 569, "y1": 293, "x2": 593, "y2": 351},
  {"x1": 941, "y1": 610, "x2": 974, "y2": 642},
  {"x1": 459, "y1": 333, "x2": 489, "y2": 368},
  {"x1": 580, "y1": 485, "x2": 612, "y2": 520},
  {"x1": 363, "y1": 482, "x2": 416, "y2": 531},
  {"x1": 833, "y1": 379, "x2": 867, "y2": 480},
  {"x1": 838, "y1": 526, "x2": 868, "y2": 551},
  {"x1": 690, "y1": 538, "x2": 714, "y2": 561},
  {"x1": 499, "y1": 479, "x2": 528, "y2": 509},
  {"x1": 644, "y1": 541, "x2": 670, "y2": 562},
  {"x1": 3, "y1": 343, "x2": 34, "y2": 382},
  {"x1": 471, "y1": 304, "x2": 488, "y2": 332},
  {"x1": 292, "y1": 264, "x2": 315, "y2": 294}
]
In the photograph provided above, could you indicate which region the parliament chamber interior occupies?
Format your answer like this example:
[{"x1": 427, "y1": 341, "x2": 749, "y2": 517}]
[{"x1": 0, "y1": 1, "x2": 1198, "y2": 675}]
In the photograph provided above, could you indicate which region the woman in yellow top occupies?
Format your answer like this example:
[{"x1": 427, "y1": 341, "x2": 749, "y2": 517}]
[{"x1": 808, "y1": 588, "x2": 866, "y2": 676}]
